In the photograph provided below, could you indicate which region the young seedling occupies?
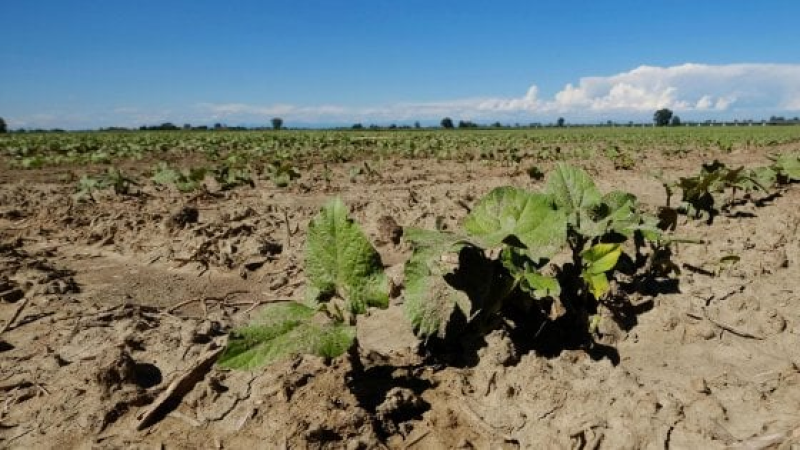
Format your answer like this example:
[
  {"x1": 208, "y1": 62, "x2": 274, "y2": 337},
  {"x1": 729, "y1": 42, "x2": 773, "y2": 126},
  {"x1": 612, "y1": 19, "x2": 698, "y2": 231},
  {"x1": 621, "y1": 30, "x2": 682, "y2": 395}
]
[
  {"x1": 661, "y1": 160, "x2": 771, "y2": 223},
  {"x1": 403, "y1": 163, "x2": 674, "y2": 349},
  {"x1": 218, "y1": 198, "x2": 389, "y2": 370},
  {"x1": 151, "y1": 162, "x2": 208, "y2": 192},
  {"x1": 266, "y1": 159, "x2": 300, "y2": 188},
  {"x1": 73, "y1": 168, "x2": 138, "y2": 202}
]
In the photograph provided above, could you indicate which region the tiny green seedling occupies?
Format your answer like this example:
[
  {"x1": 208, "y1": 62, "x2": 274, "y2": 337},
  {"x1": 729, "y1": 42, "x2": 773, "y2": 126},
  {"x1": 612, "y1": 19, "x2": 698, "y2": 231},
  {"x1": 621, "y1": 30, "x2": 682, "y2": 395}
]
[
  {"x1": 218, "y1": 198, "x2": 389, "y2": 369},
  {"x1": 73, "y1": 168, "x2": 138, "y2": 202},
  {"x1": 151, "y1": 162, "x2": 207, "y2": 192}
]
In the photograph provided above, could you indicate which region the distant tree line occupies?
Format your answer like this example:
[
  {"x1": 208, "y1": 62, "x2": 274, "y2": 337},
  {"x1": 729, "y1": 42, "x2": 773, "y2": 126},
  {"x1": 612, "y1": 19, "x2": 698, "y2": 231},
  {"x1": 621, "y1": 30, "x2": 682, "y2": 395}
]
[{"x1": 5, "y1": 112, "x2": 800, "y2": 134}]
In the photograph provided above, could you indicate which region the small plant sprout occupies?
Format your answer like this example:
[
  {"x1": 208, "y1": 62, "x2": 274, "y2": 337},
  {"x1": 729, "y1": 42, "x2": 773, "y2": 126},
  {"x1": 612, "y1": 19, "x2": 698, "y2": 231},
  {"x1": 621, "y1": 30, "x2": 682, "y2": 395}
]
[{"x1": 218, "y1": 198, "x2": 389, "y2": 370}]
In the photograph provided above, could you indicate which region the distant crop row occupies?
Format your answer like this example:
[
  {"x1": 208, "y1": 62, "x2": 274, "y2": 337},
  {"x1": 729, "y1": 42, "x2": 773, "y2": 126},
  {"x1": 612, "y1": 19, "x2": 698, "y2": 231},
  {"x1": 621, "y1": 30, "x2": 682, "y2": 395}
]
[{"x1": 2, "y1": 127, "x2": 800, "y2": 169}]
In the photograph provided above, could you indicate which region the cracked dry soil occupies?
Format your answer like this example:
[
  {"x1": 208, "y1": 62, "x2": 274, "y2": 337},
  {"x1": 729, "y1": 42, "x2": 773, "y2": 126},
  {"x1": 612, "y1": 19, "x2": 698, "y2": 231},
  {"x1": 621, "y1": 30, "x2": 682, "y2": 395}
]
[{"x1": 2, "y1": 146, "x2": 800, "y2": 449}]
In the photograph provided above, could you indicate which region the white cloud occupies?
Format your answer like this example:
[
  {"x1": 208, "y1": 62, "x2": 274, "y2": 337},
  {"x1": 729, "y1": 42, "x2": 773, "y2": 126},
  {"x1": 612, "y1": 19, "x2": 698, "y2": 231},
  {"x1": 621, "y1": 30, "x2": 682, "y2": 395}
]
[
  {"x1": 194, "y1": 63, "x2": 800, "y2": 124},
  {"x1": 11, "y1": 63, "x2": 800, "y2": 128},
  {"x1": 541, "y1": 63, "x2": 800, "y2": 114}
]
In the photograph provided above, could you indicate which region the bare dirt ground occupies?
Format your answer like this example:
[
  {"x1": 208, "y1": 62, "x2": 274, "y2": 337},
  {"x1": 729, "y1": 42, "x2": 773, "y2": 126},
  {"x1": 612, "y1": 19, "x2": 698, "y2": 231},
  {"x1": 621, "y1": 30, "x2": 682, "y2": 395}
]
[{"x1": 2, "y1": 146, "x2": 800, "y2": 449}]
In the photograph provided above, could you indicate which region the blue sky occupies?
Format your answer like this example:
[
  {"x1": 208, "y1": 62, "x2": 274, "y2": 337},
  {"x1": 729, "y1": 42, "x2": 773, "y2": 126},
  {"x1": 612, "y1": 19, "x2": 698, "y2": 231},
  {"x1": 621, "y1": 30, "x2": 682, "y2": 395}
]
[{"x1": 2, "y1": 1, "x2": 799, "y2": 129}]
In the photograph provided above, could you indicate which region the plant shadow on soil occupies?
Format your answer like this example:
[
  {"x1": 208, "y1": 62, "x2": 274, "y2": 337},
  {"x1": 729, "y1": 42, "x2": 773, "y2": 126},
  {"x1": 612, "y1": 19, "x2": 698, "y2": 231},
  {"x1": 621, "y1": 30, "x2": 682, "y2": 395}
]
[
  {"x1": 416, "y1": 274, "x2": 680, "y2": 370},
  {"x1": 347, "y1": 364, "x2": 433, "y2": 438}
]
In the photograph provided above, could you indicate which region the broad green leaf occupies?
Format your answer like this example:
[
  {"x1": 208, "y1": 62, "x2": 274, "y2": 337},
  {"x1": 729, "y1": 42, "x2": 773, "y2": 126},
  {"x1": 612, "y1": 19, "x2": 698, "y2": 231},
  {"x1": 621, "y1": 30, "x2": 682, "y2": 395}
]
[
  {"x1": 305, "y1": 198, "x2": 389, "y2": 314},
  {"x1": 403, "y1": 228, "x2": 473, "y2": 338},
  {"x1": 403, "y1": 228, "x2": 509, "y2": 338},
  {"x1": 773, "y1": 153, "x2": 800, "y2": 181},
  {"x1": 403, "y1": 226, "x2": 474, "y2": 250},
  {"x1": 581, "y1": 243, "x2": 622, "y2": 275},
  {"x1": 404, "y1": 251, "x2": 472, "y2": 339},
  {"x1": 580, "y1": 243, "x2": 620, "y2": 299},
  {"x1": 151, "y1": 163, "x2": 181, "y2": 186},
  {"x1": 463, "y1": 187, "x2": 567, "y2": 261},
  {"x1": 217, "y1": 302, "x2": 356, "y2": 370},
  {"x1": 599, "y1": 191, "x2": 641, "y2": 237},
  {"x1": 638, "y1": 213, "x2": 665, "y2": 242},
  {"x1": 602, "y1": 191, "x2": 637, "y2": 212},
  {"x1": 520, "y1": 272, "x2": 561, "y2": 298},
  {"x1": 743, "y1": 166, "x2": 777, "y2": 191},
  {"x1": 584, "y1": 272, "x2": 610, "y2": 299},
  {"x1": 151, "y1": 163, "x2": 206, "y2": 192},
  {"x1": 544, "y1": 163, "x2": 603, "y2": 222}
]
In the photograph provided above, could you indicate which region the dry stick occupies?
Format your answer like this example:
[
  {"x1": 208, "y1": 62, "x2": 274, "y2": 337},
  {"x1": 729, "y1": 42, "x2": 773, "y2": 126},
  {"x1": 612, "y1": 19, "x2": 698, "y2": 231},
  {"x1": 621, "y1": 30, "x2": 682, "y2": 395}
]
[
  {"x1": 165, "y1": 290, "x2": 249, "y2": 314},
  {"x1": 403, "y1": 429, "x2": 432, "y2": 448},
  {"x1": 283, "y1": 208, "x2": 292, "y2": 248},
  {"x1": 136, "y1": 347, "x2": 223, "y2": 430},
  {"x1": 703, "y1": 309, "x2": 765, "y2": 340},
  {"x1": 0, "y1": 297, "x2": 29, "y2": 335}
]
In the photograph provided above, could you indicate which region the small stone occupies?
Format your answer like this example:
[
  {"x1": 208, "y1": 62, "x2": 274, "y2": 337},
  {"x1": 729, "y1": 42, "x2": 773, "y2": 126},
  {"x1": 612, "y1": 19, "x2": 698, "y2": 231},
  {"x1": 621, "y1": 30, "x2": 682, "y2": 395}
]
[
  {"x1": 697, "y1": 323, "x2": 717, "y2": 340},
  {"x1": 690, "y1": 377, "x2": 710, "y2": 394}
]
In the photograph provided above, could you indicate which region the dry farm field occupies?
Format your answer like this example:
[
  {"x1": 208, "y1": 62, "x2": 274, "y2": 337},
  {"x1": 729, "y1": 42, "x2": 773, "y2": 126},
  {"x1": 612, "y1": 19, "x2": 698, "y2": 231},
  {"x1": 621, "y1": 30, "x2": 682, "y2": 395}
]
[{"x1": 2, "y1": 127, "x2": 800, "y2": 449}]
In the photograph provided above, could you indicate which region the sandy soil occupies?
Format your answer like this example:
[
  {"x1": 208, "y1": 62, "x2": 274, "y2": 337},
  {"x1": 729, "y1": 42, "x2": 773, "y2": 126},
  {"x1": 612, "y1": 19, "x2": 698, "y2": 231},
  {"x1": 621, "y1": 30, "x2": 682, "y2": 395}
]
[{"x1": 2, "y1": 145, "x2": 800, "y2": 449}]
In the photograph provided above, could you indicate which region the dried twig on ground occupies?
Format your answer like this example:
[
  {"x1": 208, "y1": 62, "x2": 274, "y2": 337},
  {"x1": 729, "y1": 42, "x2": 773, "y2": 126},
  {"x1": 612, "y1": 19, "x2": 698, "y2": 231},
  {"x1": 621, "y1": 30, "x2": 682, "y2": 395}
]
[
  {"x1": 165, "y1": 290, "x2": 249, "y2": 314},
  {"x1": 136, "y1": 347, "x2": 223, "y2": 430},
  {"x1": 0, "y1": 297, "x2": 29, "y2": 335}
]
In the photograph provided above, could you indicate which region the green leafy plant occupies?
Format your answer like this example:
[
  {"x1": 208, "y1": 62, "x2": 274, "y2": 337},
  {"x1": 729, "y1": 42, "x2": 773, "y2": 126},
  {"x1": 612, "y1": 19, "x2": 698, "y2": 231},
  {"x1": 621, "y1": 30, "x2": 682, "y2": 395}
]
[
  {"x1": 216, "y1": 302, "x2": 356, "y2": 370},
  {"x1": 150, "y1": 162, "x2": 207, "y2": 192},
  {"x1": 212, "y1": 164, "x2": 254, "y2": 190},
  {"x1": 74, "y1": 168, "x2": 138, "y2": 202},
  {"x1": 266, "y1": 159, "x2": 300, "y2": 188},
  {"x1": 605, "y1": 145, "x2": 636, "y2": 170},
  {"x1": 403, "y1": 163, "x2": 673, "y2": 346},
  {"x1": 768, "y1": 152, "x2": 800, "y2": 184},
  {"x1": 218, "y1": 198, "x2": 389, "y2": 369},
  {"x1": 661, "y1": 160, "x2": 770, "y2": 223}
]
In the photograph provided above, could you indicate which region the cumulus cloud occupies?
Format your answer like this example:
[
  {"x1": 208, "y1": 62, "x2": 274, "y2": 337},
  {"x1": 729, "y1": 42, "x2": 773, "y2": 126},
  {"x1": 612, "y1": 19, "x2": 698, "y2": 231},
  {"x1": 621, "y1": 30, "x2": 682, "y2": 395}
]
[
  {"x1": 194, "y1": 63, "x2": 800, "y2": 124},
  {"x1": 544, "y1": 63, "x2": 800, "y2": 114},
  {"x1": 12, "y1": 63, "x2": 800, "y2": 128}
]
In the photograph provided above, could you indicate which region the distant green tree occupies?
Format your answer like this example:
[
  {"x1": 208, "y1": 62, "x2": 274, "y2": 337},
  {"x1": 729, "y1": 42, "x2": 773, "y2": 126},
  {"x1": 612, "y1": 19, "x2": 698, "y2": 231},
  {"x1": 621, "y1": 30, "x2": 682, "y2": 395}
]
[
  {"x1": 653, "y1": 108, "x2": 673, "y2": 127},
  {"x1": 352, "y1": 123, "x2": 364, "y2": 130},
  {"x1": 670, "y1": 115, "x2": 682, "y2": 127},
  {"x1": 271, "y1": 117, "x2": 283, "y2": 130},
  {"x1": 556, "y1": 117, "x2": 565, "y2": 127},
  {"x1": 414, "y1": 121, "x2": 421, "y2": 129},
  {"x1": 0, "y1": 117, "x2": 6, "y2": 134},
  {"x1": 441, "y1": 117, "x2": 454, "y2": 129}
]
